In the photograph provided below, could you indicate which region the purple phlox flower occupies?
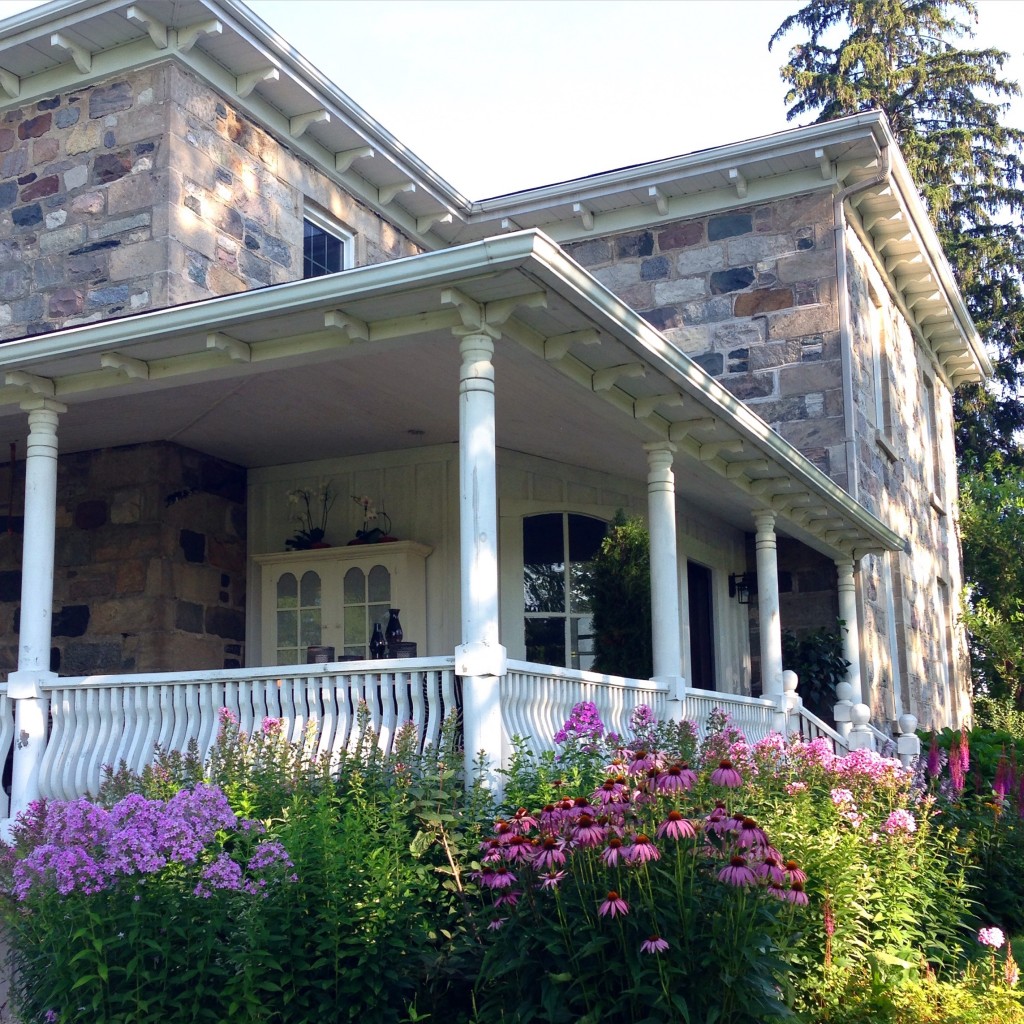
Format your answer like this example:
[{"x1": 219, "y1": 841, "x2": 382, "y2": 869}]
[
  {"x1": 193, "y1": 853, "x2": 243, "y2": 898},
  {"x1": 784, "y1": 860, "x2": 807, "y2": 884},
  {"x1": 843, "y1": 810, "x2": 864, "y2": 828},
  {"x1": 979, "y1": 926, "x2": 1006, "y2": 949},
  {"x1": 754, "y1": 854, "x2": 787, "y2": 886},
  {"x1": 598, "y1": 890, "x2": 629, "y2": 918},
  {"x1": 718, "y1": 854, "x2": 757, "y2": 887},
  {"x1": 624, "y1": 833, "x2": 661, "y2": 865},
  {"x1": 656, "y1": 762, "x2": 697, "y2": 793},
  {"x1": 785, "y1": 880, "x2": 809, "y2": 905},
  {"x1": 629, "y1": 703, "x2": 657, "y2": 736},
  {"x1": 538, "y1": 869, "x2": 567, "y2": 890},
  {"x1": 592, "y1": 777, "x2": 628, "y2": 805},
  {"x1": 881, "y1": 809, "x2": 917, "y2": 835},
  {"x1": 261, "y1": 716, "x2": 282, "y2": 736},
  {"x1": 217, "y1": 706, "x2": 238, "y2": 728},
  {"x1": 641, "y1": 935, "x2": 670, "y2": 954},
  {"x1": 571, "y1": 813, "x2": 606, "y2": 847},
  {"x1": 785, "y1": 781, "x2": 808, "y2": 795},
  {"x1": 656, "y1": 810, "x2": 696, "y2": 842},
  {"x1": 710, "y1": 759, "x2": 743, "y2": 788},
  {"x1": 247, "y1": 841, "x2": 294, "y2": 873},
  {"x1": 533, "y1": 835, "x2": 567, "y2": 871},
  {"x1": 830, "y1": 788, "x2": 855, "y2": 807},
  {"x1": 554, "y1": 701, "x2": 605, "y2": 744}
]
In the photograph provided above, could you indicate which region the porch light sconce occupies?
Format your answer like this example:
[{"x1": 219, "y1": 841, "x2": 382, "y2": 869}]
[{"x1": 729, "y1": 573, "x2": 756, "y2": 605}]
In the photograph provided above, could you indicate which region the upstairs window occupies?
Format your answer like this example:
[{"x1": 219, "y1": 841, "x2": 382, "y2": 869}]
[{"x1": 302, "y1": 208, "x2": 352, "y2": 278}]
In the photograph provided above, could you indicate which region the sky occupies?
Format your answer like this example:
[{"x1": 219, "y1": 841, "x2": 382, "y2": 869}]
[{"x1": 0, "y1": 0, "x2": 1021, "y2": 198}]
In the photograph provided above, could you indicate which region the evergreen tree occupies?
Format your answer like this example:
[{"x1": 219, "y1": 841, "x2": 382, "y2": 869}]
[{"x1": 770, "y1": 0, "x2": 1024, "y2": 470}]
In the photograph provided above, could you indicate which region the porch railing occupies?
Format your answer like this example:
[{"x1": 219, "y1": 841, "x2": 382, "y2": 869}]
[
  {"x1": 38, "y1": 659, "x2": 457, "y2": 801},
  {"x1": 501, "y1": 661, "x2": 669, "y2": 752},
  {"x1": 682, "y1": 687, "x2": 779, "y2": 744}
]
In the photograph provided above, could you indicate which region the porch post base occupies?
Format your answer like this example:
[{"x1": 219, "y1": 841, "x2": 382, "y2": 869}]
[
  {"x1": 9, "y1": 670, "x2": 56, "y2": 819},
  {"x1": 460, "y1": 668, "x2": 505, "y2": 794},
  {"x1": 653, "y1": 674, "x2": 686, "y2": 722}
]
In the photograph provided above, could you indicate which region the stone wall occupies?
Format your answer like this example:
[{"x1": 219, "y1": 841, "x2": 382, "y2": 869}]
[
  {"x1": 0, "y1": 62, "x2": 421, "y2": 341},
  {"x1": 564, "y1": 194, "x2": 846, "y2": 486},
  {"x1": 0, "y1": 442, "x2": 246, "y2": 675}
]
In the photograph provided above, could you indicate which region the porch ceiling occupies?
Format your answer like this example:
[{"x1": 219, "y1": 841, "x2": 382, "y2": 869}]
[{"x1": 0, "y1": 230, "x2": 904, "y2": 560}]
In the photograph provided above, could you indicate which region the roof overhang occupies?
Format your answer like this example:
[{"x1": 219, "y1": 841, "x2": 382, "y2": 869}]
[
  {"x1": 0, "y1": 229, "x2": 904, "y2": 560},
  {"x1": 0, "y1": 2, "x2": 985, "y2": 387}
]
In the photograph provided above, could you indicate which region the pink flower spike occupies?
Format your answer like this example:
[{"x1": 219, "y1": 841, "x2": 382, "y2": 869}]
[
  {"x1": 641, "y1": 935, "x2": 670, "y2": 954},
  {"x1": 599, "y1": 890, "x2": 629, "y2": 918},
  {"x1": 710, "y1": 759, "x2": 743, "y2": 788}
]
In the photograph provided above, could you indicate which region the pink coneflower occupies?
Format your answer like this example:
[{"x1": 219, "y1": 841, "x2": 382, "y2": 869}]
[
  {"x1": 538, "y1": 869, "x2": 566, "y2": 890},
  {"x1": 494, "y1": 891, "x2": 520, "y2": 908},
  {"x1": 710, "y1": 759, "x2": 743, "y2": 788},
  {"x1": 479, "y1": 838, "x2": 504, "y2": 862},
  {"x1": 628, "y1": 749, "x2": 657, "y2": 774},
  {"x1": 601, "y1": 836, "x2": 626, "y2": 867},
  {"x1": 656, "y1": 762, "x2": 698, "y2": 792},
  {"x1": 592, "y1": 778, "x2": 627, "y2": 805},
  {"x1": 534, "y1": 835, "x2": 567, "y2": 870},
  {"x1": 539, "y1": 804, "x2": 561, "y2": 830},
  {"x1": 718, "y1": 855, "x2": 756, "y2": 887},
  {"x1": 487, "y1": 917, "x2": 506, "y2": 931},
  {"x1": 599, "y1": 890, "x2": 629, "y2": 917},
  {"x1": 502, "y1": 834, "x2": 535, "y2": 863},
  {"x1": 570, "y1": 795, "x2": 597, "y2": 817},
  {"x1": 734, "y1": 816, "x2": 770, "y2": 851},
  {"x1": 753, "y1": 854, "x2": 787, "y2": 885},
  {"x1": 641, "y1": 936, "x2": 670, "y2": 954},
  {"x1": 785, "y1": 880, "x2": 809, "y2": 905},
  {"x1": 572, "y1": 813, "x2": 606, "y2": 847},
  {"x1": 482, "y1": 865, "x2": 517, "y2": 890},
  {"x1": 511, "y1": 806, "x2": 539, "y2": 832},
  {"x1": 656, "y1": 809, "x2": 696, "y2": 841},
  {"x1": 784, "y1": 860, "x2": 807, "y2": 884},
  {"x1": 625, "y1": 833, "x2": 661, "y2": 865}
]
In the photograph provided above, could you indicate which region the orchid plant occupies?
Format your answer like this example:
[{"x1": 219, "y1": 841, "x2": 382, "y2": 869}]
[{"x1": 285, "y1": 482, "x2": 336, "y2": 549}]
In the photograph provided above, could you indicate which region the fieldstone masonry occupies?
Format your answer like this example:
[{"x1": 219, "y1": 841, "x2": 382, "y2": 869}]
[
  {"x1": 565, "y1": 195, "x2": 844, "y2": 485},
  {"x1": 0, "y1": 62, "x2": 421, "y2": 340},
  {"x1": 0, "y1": 442, "x2": 245, "y2": 676}
]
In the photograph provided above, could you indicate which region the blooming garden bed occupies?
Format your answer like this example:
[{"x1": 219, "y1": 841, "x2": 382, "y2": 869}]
[{"x1": 0, "y1": 704, "x2": 1021, "y2": 1023}]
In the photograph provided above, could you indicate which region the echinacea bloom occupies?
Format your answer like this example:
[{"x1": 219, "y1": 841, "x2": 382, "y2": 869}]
[
  {"x1": 656, "y1": 810, "x2": 696, "y2": 842},
  {"x1": 656, "y1": 762, "x2": 698, "y2": 792},
  {"x1": 754, "y1": 854, "x2": 787, "y2": 886},
  {"x1": 705, "y1": 803, "x2": 731, "y2": 835},
  {"x1": 599, "y1": 891, "x2": 629, "y2": 918},
  {"x1": 734, "y1": 816, "x2": 770, "y2": 851},
  {"x1": 572, "y1": 813, "x2": 606, "y2": 847},
  {"x1": 784, "y1": 860, "x2": 807, "y2": 884},
  {"x1": 533, "y1": 835, "x2": 567, "y2": 871},
  {"x1": 538, "y1": 869, "x2": 567, "y2": 890},
  {"x1": 625, "y1": 833, "x2": 661, "y2": 865},
  {"x1": 641, "y1": 935, "x2": 670, "y2": 954},
  {"x1": 718, "y1": 855, "x2": 756, "y2": 887},
  {"x1": 487, "y1": 918, "x2": 506, "y2": 931},
  {"x1": 494, "y1": 891, "x2": 520, "y2": 908},
  {"x1": 785, "y1": 880, "x2": 809, "y2": 905},
  {"x1": 601, "y1": 837, "x2": 625, "y2": 867},
  {"x1": 627, "y1": 749, "x2": 657, "y2": 774},
  {"x1": 593, "y1": 777, "x2": 627, "y2": 805},
  {"x1": 710, "y1": 759, "x2": 743, "y2": 788},
  {"x1": 502, "y1": 834, "x2": 535, "y2": 863},
  {"x1": 979, "y1": 926, "x2": 1006, "y2": 949}
]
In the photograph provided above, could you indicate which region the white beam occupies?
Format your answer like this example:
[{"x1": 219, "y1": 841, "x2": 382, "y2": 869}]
[
  {"x1": 814, "y1": 147, "x2": 831, "y2": 180},
  {"x1": 648, "y1": 185, "x2": 669, "y2": 216},
  {"x1": 728, "y1": 167, "x2": 748, "y2": 198},
  {"x1": 572, "y1": 202, "x2": 594, "y2": 230}
]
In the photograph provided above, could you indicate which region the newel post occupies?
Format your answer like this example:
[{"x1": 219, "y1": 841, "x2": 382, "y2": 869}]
[
  {"x1": 453, "y1": 327, "x2": 506, "y2": 788},
  {"x1": 9, "y1": 399, "x2": 65, "y2": 820}
]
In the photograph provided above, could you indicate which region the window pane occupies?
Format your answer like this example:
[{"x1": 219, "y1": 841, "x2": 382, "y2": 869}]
[
  {"x1": 571, "y1": 615, "x2": 596, "y2": 671},
  {"x1": 299, "y1": 571, "x2": 321, "y2": 607},
  {"x1": 277, "y1": 609, "x2": 297, "y2": 646},
  {"x1": 300, "y1": 608, "x2": 321, "y2": 647},
  {"x1": 303, "y1": 219, "x2": 344, "y2": 277},
  {"x1": 344, "y1": 611, "x2": 366, "y2": 646},
  {"x1": 524, "y1": 513, "x2": 565, "y2": 613},
  {"x1": 344, "y1": 567, "x2": 365, "y2": 604},
  {"x1": 368, "y1": 565, "x2": 390, "y2": 603},
  {"x1": 526, "y1": 617, "x2": 565, "y2": 667},
  {"x1": 277, "y1": 573, "x2": 297, "y2": 608}
]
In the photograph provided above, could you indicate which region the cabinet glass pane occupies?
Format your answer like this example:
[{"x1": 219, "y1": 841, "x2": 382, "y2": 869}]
[
  {"x1": 277, "y1": 572, "x2": 298, "y2": 609},
  {"x1": 300, "y1": 608, "x2": 321, "y2": 647},
  {"x1": 300, "y1": 571, "x2": 322, "y2": 607},
  {"x1": 277, "y1": 609, "x2": 297, "y2": 645},
  {"x1": 344, "y1": 612, "x2": 367, "y2": 646},
  {"x1": 368, "y1": 565, "x2": 391, "y2": 603},
  {"x1": 278, "y1": 647, "x2": 298, "y2": 664},
  {"x1": 344, "y1": 567, "x2": 366, "y2": 605},
  {"x1": 369, "y1": 603, "x2": 389, "y2": 633}
]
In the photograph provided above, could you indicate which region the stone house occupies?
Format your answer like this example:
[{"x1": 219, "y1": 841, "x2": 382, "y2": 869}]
[{"x1": 0, "y1": 0, "x2": 985, "y2": 814}]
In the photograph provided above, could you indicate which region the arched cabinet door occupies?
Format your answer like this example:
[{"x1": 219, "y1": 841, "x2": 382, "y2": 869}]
[{"x1": 254, "y1": 541, "x2": 431, "y2": 664}]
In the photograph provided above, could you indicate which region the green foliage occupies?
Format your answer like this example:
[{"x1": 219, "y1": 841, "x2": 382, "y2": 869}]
[
  {"x1": 782, "y1": 622, "x2": 850, "y2": 721},
  {"x1": 587, "y1": 512, "x2": 653, "y2": 679}
]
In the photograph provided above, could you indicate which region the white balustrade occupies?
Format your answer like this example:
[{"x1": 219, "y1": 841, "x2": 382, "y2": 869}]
[
  {"x1": 501, "y1": 661, "x2": 668, "y2": 753},
  {"x1": 36, "y1": 659, "x2": 457, "y2": 802},
  {"x1": 683, "y1": 687, "x2": 778, "y2": 743},
  {"x1": 789, "y1": 704, "x2": 849, "y2": 752}
]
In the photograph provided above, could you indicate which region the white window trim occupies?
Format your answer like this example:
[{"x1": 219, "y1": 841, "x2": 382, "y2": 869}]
[{"x1": 303, "y1": 204, "x2": 355, "y2": 272}]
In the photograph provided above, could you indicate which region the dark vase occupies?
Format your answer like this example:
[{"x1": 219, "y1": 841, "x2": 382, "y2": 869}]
[
  {"x1": 370, "y1": 622, "x2": 387, "y2": 659},
  {"x1": 385, "y1": 609, "x2": 403, "y2": 645}
]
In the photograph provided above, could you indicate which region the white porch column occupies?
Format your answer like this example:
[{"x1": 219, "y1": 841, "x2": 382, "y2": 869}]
[
  {"x1": 836, "y1": 560, "x2": 863, "y2": 704},
  {"x1": 644, "y1": 443, "x2": 685, "y2": 716},
  {"x1": 754, "y1": 511, "x2": 784, "y2": 707},
  {"x1": 9, "y1": 399, "x2": 65, "y2": 819},
  {"x1": 454, "y1": 330, "x2": 506, "y2": 786}
]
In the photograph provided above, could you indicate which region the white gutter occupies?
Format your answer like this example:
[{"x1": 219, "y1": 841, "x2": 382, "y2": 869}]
[{"x1": 834, "y1": 145, "x2": 892, "y2": 503}]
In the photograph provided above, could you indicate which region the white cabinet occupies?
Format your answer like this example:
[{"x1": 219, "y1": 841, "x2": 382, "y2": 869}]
[{"x1": 253, "y1": 542, "x2": 431, "y2": 664}]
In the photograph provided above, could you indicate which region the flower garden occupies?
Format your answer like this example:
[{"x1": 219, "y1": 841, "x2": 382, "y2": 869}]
[{"x1": 0, "y1": 702, "x2": 1022, "y2": 1023}]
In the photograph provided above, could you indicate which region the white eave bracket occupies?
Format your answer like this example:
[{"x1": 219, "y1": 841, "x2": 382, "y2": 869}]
[
  {"x1": 728, "y1": 168, "x2": 747, "y2": 199},
  {"x1": 572, "y1": 202, "x2": 594, "y2": 231},
  {"x1": 126, "y1": 6, "x2": 168, "y2": 49},
  {"x1": 290, "y1": 109, "x2": 330, "y2": 138},
  {"x1": 50, "y1": 32, "x2": 91, "y2": 74},
  {"x1": 236, "y1": 67, "x2": 279, "y2": 98},
  {"x1": 379, "y1": 182, "x2": 416, "y2": 206},
  {"x1": 0, "y1": 67, "x2": 20, "y2": 99},
  {"x1": 335, "y1": 146, "x2": 374, "y2": 173},
  {"x1": 207, "y1": 332, "x2": 251, "y2": 362},
  {"x1": 323, "y1": 311, "x2": 369, "y2": 343},
  {"x1": 176, "y1": 19, "x2": 222, "y2": 53},
  {"x1": 417, "y1": 211, "x2": 454, "y2": 235},
  {"x1": 100, "y1": 352, "x2": 149, "y2": 380},
  {"x1": 5, "y1": 370, "x2": 55, "y2": 397},
  {"x1": 648, "y1": 186, "x2": 669, "y2": 216}
]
